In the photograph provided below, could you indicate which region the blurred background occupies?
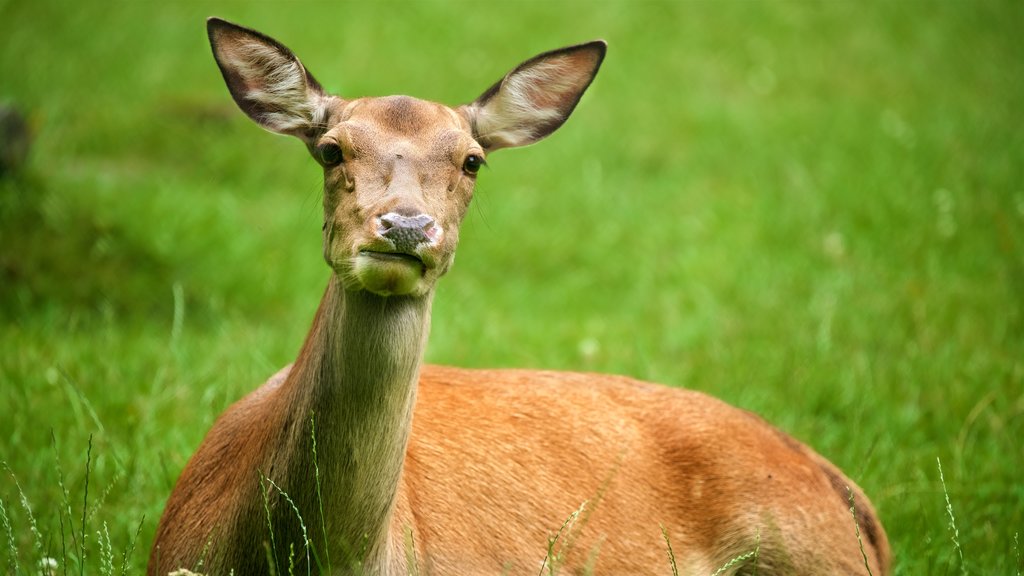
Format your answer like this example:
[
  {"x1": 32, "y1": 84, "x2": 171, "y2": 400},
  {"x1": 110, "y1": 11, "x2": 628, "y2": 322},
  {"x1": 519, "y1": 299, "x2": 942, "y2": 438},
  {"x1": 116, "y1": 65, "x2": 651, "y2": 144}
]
[{"x1": 2, "y1": 0, "x2": 1022, "y2": 573}]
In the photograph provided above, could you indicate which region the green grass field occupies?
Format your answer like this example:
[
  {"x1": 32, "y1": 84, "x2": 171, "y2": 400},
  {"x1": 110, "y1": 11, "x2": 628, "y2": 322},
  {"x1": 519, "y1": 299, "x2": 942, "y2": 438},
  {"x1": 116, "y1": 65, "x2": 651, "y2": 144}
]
[{"x1": 2, "y1": 0, "x2": 1022, "y2": 573}]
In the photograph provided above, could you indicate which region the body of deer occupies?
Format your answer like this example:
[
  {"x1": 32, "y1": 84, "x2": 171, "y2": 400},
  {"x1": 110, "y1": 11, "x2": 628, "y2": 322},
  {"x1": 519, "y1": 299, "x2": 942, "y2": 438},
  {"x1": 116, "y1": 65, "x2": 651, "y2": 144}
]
[{"x1": 149, "y1": 18, "x2": 891, "y2": 576}]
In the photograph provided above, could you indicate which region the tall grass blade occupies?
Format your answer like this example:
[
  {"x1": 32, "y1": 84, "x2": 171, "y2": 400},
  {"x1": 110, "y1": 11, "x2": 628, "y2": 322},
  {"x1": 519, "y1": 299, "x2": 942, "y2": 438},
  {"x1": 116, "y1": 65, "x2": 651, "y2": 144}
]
[
  {"x1": 660, "y1": 524, "x2": 678, "y2": 576},
  {"x1": 847, "y1": 488, "x2": 874, "y2": 576},
  {"x1": 51, "y1": 431, "x2": 79, "y2": 570},
  {"x1": 58, "y1": 511, "x2": 68, "y2": 576},
  {"x1": 118, "y1": 516, "x2": 145, "y2": 576},
  {"x1": 937, "y1": 456, "x2": 967, "y2": 575},
  {"x1": 263, "y1": 541, "x2": 279, "y2": 576},
  {"x1": 310, "y1": 411, "x2": 331, "y2": 573},
  {"x1": 260, "y1": 473, "x2": 280, "y2": 571},
  {"x1": 98, "y1": 521, "x2": 113, "y2": 576},
  {"x1": 79, "y1": 434, "x2": 94, "y2": 576}
]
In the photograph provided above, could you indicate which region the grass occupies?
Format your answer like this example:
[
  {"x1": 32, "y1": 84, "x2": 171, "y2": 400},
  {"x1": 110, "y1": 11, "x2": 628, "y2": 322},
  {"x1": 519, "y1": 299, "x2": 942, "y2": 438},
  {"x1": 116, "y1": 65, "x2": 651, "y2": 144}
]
[
  {"x1": 1, "y1": 0, "x2": 1022, "y2": 573},
  {"x1": 538, "y1": 501, "x2": 586, "y2": 576},
  {"x1": 938, "y1": 457, "x2": 967, "y2": 575}
]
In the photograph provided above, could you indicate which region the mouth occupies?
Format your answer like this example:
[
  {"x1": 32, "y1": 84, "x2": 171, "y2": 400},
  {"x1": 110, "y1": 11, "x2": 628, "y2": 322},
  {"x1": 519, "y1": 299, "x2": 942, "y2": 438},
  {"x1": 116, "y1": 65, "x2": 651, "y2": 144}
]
[
  {"x1": 359, "y1": 250, "x2": 425, "y2": 267},
  {"x1": 352, "y1": 249, "x2": 427, "y2": 296}
]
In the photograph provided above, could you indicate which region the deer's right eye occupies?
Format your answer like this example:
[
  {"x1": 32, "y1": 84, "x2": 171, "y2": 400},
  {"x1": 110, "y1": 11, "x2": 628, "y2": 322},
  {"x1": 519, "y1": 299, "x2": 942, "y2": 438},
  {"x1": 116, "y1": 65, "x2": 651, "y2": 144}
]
[
  {"x1": 316, "y1": 142, "x2": 344, "y2": 167},
  {"x1": 463, "y1": 154, "x2": 485, "y2": 175}
]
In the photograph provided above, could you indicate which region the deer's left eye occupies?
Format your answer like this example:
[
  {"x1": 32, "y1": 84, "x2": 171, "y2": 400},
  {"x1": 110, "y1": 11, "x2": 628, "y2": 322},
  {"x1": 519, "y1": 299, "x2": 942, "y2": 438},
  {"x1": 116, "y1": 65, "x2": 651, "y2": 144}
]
[{"x1": 463, "y1": 154, "x2": 485, "y2": 175}]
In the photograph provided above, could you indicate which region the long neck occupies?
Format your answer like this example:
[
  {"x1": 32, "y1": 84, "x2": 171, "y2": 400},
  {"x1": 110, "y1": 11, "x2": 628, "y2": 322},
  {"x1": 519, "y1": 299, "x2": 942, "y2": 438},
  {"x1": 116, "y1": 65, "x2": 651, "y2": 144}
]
[{"x1": 275, "y1": 275, "x2": 432, "y2": 570}]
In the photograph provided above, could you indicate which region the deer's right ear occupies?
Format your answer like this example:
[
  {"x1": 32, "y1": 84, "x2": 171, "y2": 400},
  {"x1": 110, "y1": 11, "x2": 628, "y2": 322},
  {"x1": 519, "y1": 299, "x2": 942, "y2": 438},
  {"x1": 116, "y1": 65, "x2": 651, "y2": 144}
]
[{"x1": 207, "y1": 18, "x2": 328, "y2": 142}]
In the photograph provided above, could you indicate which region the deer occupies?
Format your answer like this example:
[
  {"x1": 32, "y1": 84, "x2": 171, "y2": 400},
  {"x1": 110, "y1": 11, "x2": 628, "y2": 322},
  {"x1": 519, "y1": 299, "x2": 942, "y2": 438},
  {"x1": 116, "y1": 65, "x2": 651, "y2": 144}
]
[{"x1": 149, "y1": 17, "x2": 891, "y2": 576}]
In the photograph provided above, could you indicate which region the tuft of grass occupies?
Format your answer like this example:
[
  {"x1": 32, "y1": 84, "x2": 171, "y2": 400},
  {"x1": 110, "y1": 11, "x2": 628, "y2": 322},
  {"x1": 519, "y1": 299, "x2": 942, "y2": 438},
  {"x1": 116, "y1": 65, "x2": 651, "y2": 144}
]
[
  {"x1": 538, "y1": 501, "x2": 586, "y2": 576},
  {"x1": 2, "y1": 461, "x2": 44, "y2": 564},
  {"x1": 263, "y1": 476, "x2": 312, "y2": 576},
  {"x1": 1, "y1": 496, "x2": 19, "y2": 574},
  {"x1": 2, "y1": 435, "x2": 144, "y2": 576},
  {"x1": 709, "y1": 530, "x2": 760, "y2": 576}
]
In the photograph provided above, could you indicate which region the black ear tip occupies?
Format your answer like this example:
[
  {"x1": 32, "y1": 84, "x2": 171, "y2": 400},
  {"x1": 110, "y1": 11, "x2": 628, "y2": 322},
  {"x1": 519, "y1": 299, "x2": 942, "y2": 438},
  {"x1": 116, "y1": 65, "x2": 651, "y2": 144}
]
[
  {"x1": 570, "y1": 40, "x2": 607, "y2": 65},
  {"x1": 207, "y1": 17, "x2": 241, "y2": 36},
  {"x1": 576, "y1": 40, "x2": 606, "y2": 53},
  {"x1": 206, "y1": 17, "x2": 230, "y2": 45},
  {"x1": 580, "y1": 40, "x2": 607, "y2": 68}
]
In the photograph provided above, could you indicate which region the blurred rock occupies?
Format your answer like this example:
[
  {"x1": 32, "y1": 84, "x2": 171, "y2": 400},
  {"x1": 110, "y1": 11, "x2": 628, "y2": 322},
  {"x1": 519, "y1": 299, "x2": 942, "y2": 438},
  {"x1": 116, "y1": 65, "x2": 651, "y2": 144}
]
[{"x1": 0, "y1": 103, "x2": 32, "y2": 177}]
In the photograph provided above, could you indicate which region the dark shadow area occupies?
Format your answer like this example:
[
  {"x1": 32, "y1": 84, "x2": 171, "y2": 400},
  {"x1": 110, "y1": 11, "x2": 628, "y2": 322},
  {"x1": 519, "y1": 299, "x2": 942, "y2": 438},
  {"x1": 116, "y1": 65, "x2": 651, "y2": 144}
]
[{"x1": 0, "y1": 172, "x2": 179, "y2": 319}]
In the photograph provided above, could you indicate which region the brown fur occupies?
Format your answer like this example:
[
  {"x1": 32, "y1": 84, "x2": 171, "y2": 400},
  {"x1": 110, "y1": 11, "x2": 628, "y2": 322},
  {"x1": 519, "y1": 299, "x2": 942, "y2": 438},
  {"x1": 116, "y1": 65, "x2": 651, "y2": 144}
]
[
  {"x1": 149, "y1": 18, "x2": 890, "y2": 576},
  {"x1": 153, "y1": 360, "x2": 891, "y2": 574}
]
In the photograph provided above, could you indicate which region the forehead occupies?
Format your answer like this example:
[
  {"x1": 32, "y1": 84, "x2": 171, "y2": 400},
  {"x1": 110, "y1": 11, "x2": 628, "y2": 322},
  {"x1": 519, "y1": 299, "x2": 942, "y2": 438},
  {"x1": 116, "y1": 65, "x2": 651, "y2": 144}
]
[
  {"x1": 333, "y1": 96, "x2": 473, "y2": 154},
  {"x1": 350, "y1": 96, "x2": 462, "y2": 133}
]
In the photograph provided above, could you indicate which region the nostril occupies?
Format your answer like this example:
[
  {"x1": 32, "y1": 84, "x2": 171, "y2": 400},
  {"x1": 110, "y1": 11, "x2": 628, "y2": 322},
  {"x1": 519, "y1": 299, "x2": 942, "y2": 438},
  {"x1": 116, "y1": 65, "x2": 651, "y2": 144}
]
[
  {"x1": 423, "y1": 221, "x2": 440, "y2": 242},
  {"x1": 378, "y1": 214, "x2": 400, "y2": 231}
]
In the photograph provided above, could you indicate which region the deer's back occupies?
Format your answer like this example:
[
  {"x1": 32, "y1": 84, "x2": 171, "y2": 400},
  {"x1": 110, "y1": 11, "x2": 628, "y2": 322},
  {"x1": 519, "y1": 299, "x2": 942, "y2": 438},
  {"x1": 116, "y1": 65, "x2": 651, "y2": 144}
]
[{"x1": 396, "y1": 365, "x2": 890, "y2": 574}]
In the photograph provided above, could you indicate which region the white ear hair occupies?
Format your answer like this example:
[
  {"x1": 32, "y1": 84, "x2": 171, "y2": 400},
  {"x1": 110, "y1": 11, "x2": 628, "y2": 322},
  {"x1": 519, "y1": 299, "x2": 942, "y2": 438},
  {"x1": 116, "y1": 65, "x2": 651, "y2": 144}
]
[
  {"x1": 466, "y1": 41, "x2": 606, "y2": 151},
  {"x1": 208, "y1": 18, "x2": 328, "y2": 140}
]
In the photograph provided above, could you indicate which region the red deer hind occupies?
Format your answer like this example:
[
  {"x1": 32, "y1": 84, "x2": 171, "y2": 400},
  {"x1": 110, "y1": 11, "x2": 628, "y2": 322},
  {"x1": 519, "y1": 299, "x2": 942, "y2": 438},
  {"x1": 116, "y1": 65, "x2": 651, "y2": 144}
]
[{"x1": 149, "y1": 17, "x2": 891, "y2": 576}]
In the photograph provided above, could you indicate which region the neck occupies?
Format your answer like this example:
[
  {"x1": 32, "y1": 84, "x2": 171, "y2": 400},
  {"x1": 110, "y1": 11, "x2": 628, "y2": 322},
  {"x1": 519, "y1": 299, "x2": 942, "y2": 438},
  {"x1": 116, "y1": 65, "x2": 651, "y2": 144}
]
[{"x1": 277, "y1": 275, "x2": 432, "y2": 569}]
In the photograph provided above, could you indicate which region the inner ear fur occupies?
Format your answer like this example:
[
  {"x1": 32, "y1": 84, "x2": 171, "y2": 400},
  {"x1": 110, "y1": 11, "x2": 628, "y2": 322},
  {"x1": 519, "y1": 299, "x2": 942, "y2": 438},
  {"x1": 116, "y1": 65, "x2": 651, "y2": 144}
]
[
  {"x1": 464, "y1": 40, "x2": 607, "y2": 151},
  {"x1": 207, "y1": 17, "x2": 328, "y2": 141}
]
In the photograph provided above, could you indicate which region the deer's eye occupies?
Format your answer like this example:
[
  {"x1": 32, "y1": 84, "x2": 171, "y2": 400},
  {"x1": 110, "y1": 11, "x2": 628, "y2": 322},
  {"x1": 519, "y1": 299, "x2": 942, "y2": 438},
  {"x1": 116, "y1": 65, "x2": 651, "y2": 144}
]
[
  {"x1": 463, "y1": 154, "x2": 485, "y2": 175},
  {"x1": 316, "y1": 142, "x2": 344, "y2": 167}
]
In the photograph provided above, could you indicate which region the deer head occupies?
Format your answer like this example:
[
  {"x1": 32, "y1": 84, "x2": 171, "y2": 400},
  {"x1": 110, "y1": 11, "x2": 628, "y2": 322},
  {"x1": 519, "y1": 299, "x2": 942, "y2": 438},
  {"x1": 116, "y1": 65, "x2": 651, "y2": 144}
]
[{"x1": 207, "y1": 18, "x2": 605, "y2": 297}]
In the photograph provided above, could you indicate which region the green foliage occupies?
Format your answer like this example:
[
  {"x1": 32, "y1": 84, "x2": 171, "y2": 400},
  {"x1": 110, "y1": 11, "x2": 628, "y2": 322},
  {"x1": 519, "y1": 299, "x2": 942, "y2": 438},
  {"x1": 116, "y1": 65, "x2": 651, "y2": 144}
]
[{"x1": 2, "y1": 0, "x2": 1022, "y2": 573}]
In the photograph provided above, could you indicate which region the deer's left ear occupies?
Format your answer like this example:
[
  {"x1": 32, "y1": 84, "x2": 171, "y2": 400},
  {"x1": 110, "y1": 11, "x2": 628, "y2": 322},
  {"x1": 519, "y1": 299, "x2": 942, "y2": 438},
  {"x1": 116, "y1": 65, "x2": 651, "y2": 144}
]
[
  {"x1": 462, "y1": 40, "x2": 606, "y2": 152},
  {"x1": 207, "y1": 17, "x2": 328, "y2": 142}
]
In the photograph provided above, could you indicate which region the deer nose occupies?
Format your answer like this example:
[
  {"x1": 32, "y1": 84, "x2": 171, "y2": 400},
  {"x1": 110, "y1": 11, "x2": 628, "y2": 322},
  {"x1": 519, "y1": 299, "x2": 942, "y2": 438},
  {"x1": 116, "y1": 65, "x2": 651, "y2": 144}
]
[{"x1": 378, "y1": 212, "x2": 439, "y2": 252}]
